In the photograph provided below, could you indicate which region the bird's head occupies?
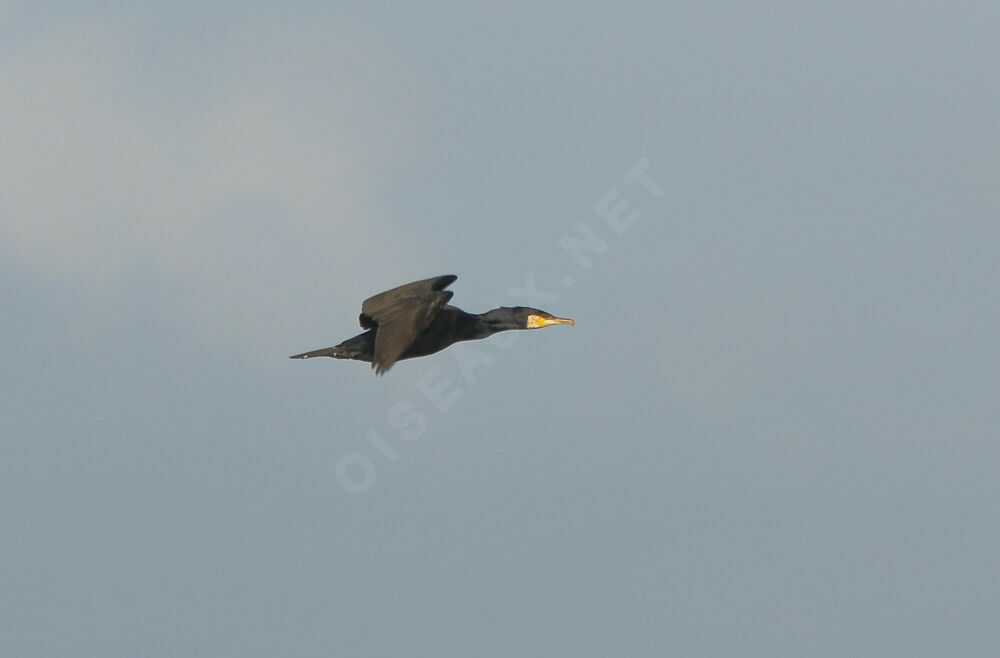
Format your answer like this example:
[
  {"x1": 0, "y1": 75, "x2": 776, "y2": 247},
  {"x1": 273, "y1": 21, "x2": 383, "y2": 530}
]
[{"x1": 510, "y1": 307, "x2": 575, "y2": 329}]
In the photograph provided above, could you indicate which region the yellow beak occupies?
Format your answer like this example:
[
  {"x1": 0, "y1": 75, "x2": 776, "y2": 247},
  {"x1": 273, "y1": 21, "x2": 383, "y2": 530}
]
[{"x1": 541, "y1": 316, "x2": 574, "y2": 327}]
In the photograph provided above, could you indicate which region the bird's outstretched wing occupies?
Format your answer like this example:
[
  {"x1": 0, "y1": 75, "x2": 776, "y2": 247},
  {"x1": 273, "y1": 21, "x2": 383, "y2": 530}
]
[{"x1": 360, "y1": 275, "x2": 457, "y2": 374}]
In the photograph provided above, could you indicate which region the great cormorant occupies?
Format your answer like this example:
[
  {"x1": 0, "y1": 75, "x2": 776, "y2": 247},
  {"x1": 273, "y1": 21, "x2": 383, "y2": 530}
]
[{"x1": 290, "y1": 275, "x2": 574, "y2": 374}]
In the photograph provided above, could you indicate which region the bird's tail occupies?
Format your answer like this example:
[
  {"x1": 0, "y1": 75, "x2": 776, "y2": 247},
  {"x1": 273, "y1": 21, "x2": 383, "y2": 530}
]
[
  {"x1": 290, "y1": 332, "x2": 374, "y2": 362},
  {"x1": 289, "y1": 346, "x2": 344, "y2": 359}
]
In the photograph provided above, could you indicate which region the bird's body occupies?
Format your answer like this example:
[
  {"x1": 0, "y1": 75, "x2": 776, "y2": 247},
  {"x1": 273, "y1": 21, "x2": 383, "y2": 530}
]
[{"x1": 290, "y1": 275, "x2": 573, "y2": 374}]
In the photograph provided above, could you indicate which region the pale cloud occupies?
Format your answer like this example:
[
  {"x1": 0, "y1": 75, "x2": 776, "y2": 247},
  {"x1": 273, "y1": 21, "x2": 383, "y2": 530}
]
[{"x1": 0, "y1": 16, "x2": 427, "y2": 354}]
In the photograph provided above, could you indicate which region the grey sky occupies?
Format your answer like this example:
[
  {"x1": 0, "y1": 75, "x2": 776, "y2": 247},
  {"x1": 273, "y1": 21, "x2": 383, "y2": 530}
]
[{"x1": 2, "y1": 2, "x2": 998, "y2": 657}]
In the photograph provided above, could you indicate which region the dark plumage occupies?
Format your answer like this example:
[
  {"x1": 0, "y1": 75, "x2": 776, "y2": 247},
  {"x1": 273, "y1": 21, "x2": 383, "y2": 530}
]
[{"x1": 290, "y1": 275, "x2": 574, "y2": 374}]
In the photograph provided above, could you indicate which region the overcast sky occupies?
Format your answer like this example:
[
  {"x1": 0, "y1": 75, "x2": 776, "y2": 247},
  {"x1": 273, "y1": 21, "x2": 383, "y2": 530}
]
[{"x1": 2, "y1": 3, "x2": 999, "y2": 657}]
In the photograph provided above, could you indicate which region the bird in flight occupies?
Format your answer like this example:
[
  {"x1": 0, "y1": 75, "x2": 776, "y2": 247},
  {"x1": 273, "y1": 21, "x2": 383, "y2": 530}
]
[{"x1": 290, "y1": 275, "x2": 574, "y2": 374}]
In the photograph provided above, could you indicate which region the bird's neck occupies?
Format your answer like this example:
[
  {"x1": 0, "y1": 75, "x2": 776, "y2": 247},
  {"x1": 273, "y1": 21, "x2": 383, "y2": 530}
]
[{"x1": 469, "y1": 308, "x2": 519, "y2": 339}]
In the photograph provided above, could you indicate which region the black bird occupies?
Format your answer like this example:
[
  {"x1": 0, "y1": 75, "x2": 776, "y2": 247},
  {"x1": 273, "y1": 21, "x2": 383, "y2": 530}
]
[{"x1": 290, "y1": 275, "x2": 574, "y2": 374}]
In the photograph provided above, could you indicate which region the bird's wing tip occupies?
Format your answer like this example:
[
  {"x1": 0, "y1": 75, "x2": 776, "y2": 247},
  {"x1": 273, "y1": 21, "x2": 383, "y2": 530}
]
[{"x1": 435, "y1": 274, "x2": 458, "y2": 289}]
